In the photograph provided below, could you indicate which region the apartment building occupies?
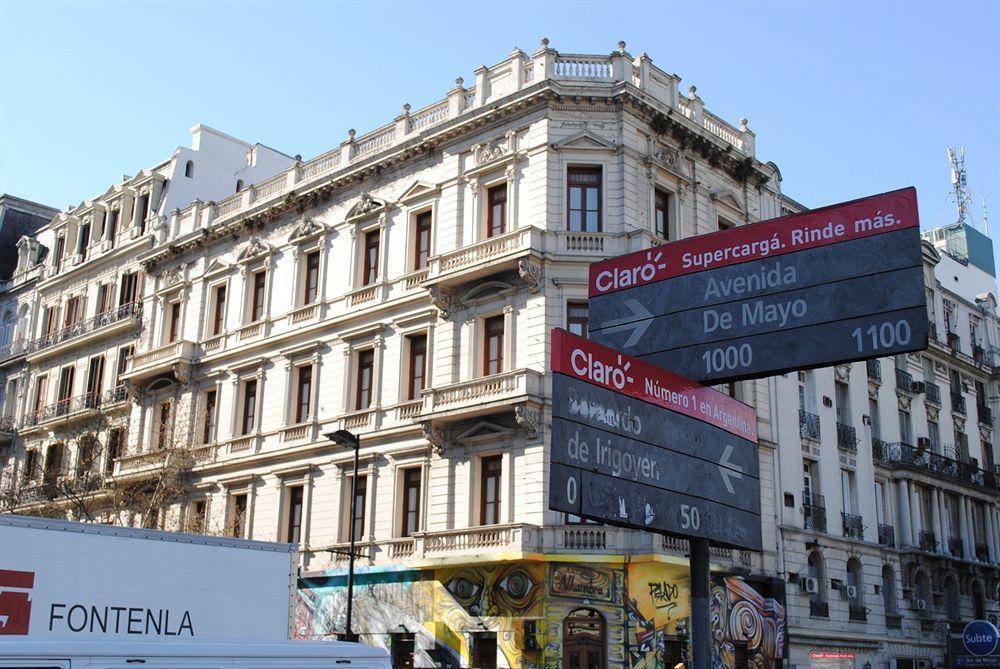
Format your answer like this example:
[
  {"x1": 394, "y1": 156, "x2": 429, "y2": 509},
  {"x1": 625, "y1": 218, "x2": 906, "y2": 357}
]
[
  {"x1": 0, "y1": 125, "x2": 294, "y2": 514},
  {"x1": 1, "y1": 39, "x2": 997, "y2": 669}
]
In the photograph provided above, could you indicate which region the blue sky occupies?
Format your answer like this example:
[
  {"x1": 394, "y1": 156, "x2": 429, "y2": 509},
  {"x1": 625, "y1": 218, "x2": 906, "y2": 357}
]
[{"x1": 1, "y1": 1, "x2": 997, "y2": 239}]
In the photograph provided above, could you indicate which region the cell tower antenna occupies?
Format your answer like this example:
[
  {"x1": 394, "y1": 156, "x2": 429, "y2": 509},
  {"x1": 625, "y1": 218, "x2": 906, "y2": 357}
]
[
  {"x1": 947, "y1": 146, "x2": 975, "y2": 229},
  {"x1": 984, "y1": 196, "x2": 990, "y2": 239}
]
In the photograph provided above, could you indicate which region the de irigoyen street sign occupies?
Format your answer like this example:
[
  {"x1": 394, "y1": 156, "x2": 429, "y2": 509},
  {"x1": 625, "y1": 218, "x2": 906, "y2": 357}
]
[
  {"x1": 587, "y1": 187, "x2": 928, "y2": 384},
  {"x1": 548, "y1": 328, "x2": 762, "y2": 551}
]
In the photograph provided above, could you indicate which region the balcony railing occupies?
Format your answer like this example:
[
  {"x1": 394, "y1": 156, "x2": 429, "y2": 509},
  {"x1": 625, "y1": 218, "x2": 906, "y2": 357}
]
[
  {"x1": 895, "y1": 368, "x2": 914, "y2": 392},
  {"x1": 0, "y1": 414, "x2": 16, "y2": 434},
  {"x1": 810, "y1": 601, "x2": 829, "y2": 618},
  {"x1": 0, "y1": 338, "x2": 30, "y2": 362},
  {"x1": 886, "y1": 613, "x2": 902, "y2": 629},
  {"x1": 872, "y1": 440, "x2": 997, "y2": 491},
  {"x1": 918, "y1": 530, "x2": 937, "y2": 552},
  {"x1": 29, "y1": 303, "x2": 141, "y2": 356},
  {"x1": 866, "y1": 359, "x2": 882, "y2": 382},
  {"x1": 975, "y1": 543, "x2": 990, "y2": 562},
  {"x1": 925, "y1": 381, "x2": 942, "y2": 405},
  {"x1": 952, "y1": 391, "x2": 966, "y2": 415},
  {"x1": 978, "y1": 404, "x2": 992, "y2": 425},
  {"x1": 849, "y1": 605, "x2": 868, "y2": 622},
  {"x1": 837, "y1": 423, "x2": 858, "y2": 452},
  {"x1": 878, "y1": 523, "x2": 895, "y2": 548},
  {"x1": 803, "y1": 492, "x2": 827, "y2": 533},
  {"x1": 842, "y1": 512, "x2": 864, "y2": 540},
  {"x1": 799, "y1": 410, "x2": 821, "y2": 440},
  {"x1": 949, "y1": 537, "x2": 964, "y2": 558},
  {"x1": 23, "y1": 387, "x2": 126, "y2": 428}
]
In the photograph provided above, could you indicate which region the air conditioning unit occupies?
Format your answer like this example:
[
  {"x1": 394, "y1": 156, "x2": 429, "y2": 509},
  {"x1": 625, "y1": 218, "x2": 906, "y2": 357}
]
[
  {"x1": 844, "y1": 585, "x2": 858, "y2": 599},
  {"x1": 917, "y1": 437, "x2": 931, "y2": 449},
  {"x1": 911, "y1": 381, "x2": 926, "y2": 394},
  {"x1": 801, "y1": 577, "x2": 819, "y2": 594},
  {"x1": 914, "y1": 598, "x2": 927, "y2": 611}
]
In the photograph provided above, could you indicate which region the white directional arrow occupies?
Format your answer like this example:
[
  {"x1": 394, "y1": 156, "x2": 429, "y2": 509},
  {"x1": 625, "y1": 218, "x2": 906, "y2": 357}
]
[
  {"x1": 599, "y1": 299, "x2": 653, "y2": 348},
  {"x1": 718, "y1": 444, "x2": 744, "y2": 495}
]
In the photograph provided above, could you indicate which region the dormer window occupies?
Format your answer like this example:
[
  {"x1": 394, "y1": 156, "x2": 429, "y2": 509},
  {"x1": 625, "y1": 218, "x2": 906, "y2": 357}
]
[
  {"x1": 184, "y1": 160, "x2": 194, "y2": 178},
  {"x1": 77, "y1": 222, "x2": 91, "y2": 261},
  {"x1": 236, "y1": 179, "x2": 244, "y2": 192}
]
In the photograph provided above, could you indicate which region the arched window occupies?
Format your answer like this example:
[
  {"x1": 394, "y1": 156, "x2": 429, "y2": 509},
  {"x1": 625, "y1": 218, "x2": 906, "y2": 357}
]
[
  {"x1": 881, "y1": 565, "x2": 897, "y2": 615},
  {"x1": 846, "y1": 558, "x2": 864, "y2": 615},
  {"x1": 808, "y1": 551, "x2": 828, "y2": 617},
  {"x1": 184, "y1": 160, "x2": 194, "y2": 178},
  {"x1": 563, "y1": 608, "x2": 605, "y2": 669},
  {"x1": 944, "y1": 576, "x2": 960, "y2": 622},
  {"x1": 0, "y1": 310, "x2": 14, "y2": 347},
  {"x1": 236, "y1": 179, "x2": 244, "y2": 192},
  {"x1": 914, "y1": 571, "x2": 931, "y2": 612}
]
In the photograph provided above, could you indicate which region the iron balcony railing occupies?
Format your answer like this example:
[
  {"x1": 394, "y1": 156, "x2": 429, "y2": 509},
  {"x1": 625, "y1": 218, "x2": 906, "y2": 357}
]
[
  {"x1": 918, "y1": 530, "x2": 937, "y2": 552},
  {"x1": 849, "y1": 605, "x2": 868, "y2": 622},
  {"x1": 976, "y1": 543, "x2": 990, "y2": 562},
  {"x1": 952, "y1": 391, "x2": 967, "y2": 415},
  {"x1": 0, "y1": 414, "x2": 15, "y2": 434},
  {"x1": 24, "y1": 386, "x2": 127, "y2": 427},
  {"x1": 837, "y1": 423, "x2": 858, "y2": 452},
  {"x1": 799, "y1": 410, "x2": 821, "y2": 440},
  {"x1": 0, "y1": 338, "x2": 30, "y2": 362},
  {"x1": 925, "y1": 381, "x2": 942, "y2": 405},
  {"x1": 867, "y1": 359, "x2": 882, "y2": 382},
  {"x1": 842, "y1": 512, "x2": 864, "y2": 540},
  {"x1": 878, "y1": 524, "x2": 896, "y2": 548},
  {"x1": 810, "y1": 601, "x2": 829, "y2": 618},
  {"x1": 886, "y1": 613, "x2": 902, "y2": 629},
  {"x1": 803, "y1": 492, "x2": 827, "y2": 533},
  {"x1": 978, "y1": 405, "x2": 992, "y2": 425},
  {"x1": 30, "y1": 302, "x2": 141, "y2": 355},
  {"x1": 872, "y1": 440, "x2": 998, "y2": 491},
  {"x1": 948, "y1": 537, "x2": 964, "y2": 558},
  {"x1": 895, "y1": 368, "x2": 914, "y2": 392}
]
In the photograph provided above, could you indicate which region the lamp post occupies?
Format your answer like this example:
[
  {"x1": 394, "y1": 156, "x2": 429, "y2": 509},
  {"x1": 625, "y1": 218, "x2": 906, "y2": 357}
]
[{"x1": 326, "y1": 429, "x2": 360, "y2": 643}]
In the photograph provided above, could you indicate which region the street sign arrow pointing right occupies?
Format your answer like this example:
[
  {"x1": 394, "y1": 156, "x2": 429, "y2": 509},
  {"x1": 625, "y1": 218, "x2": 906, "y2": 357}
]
[
  {"x1": 718, "y1": 444, "x2": 744, "y2": 495},
  {"x1": 597, "y1": 298, "x2": 653, "y2": 348}
]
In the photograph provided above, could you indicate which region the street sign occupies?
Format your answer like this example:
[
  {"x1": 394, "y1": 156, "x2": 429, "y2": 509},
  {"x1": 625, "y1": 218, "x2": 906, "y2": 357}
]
[
  {"x1": 548, "y1": 328, "x2": 761, "y2": 551},
  {"x1": 588, "y1": 187, "x2": 928, "y2": 383}
]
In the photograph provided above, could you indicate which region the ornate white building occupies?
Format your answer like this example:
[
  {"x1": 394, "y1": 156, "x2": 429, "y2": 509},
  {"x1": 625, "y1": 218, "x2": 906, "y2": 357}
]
[{"x1": 1, "y1": 40, "x2": 998, "y2": 669}]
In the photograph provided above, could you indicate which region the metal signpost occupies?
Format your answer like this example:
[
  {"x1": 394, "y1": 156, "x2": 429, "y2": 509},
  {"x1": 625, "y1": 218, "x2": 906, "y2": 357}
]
[
  {"x1": 548, "y1": 329, "x2": 760, "y2": 668},
  {"x1": 587, "y1": 187, "x2": 927, "y2": 384}
]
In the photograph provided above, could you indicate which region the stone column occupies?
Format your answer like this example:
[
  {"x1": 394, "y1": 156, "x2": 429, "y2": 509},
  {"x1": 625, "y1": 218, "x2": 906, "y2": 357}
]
[
  {"x1": 985, "y1": 502, "x2": 997, "y2": 562},
  {"x1": 930, "y1": 487, "x2": 942, "y2": 553},
  {"x1": 910, "y1": 483, "x2": 923, "y2": 541},
  {"x1": 897, "y1": 480, "x2": 913, "y2": 546},
  {"x1": 936, "y1": 489, "x2": 949, "y2": 552},
  {"x1": 960, "y1": 495, "x2": 973, "y2": 559}
]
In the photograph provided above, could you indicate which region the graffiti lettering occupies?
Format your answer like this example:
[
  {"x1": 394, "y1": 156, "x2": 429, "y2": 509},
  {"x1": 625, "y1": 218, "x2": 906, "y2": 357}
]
[{"x1": 647, "y1": 581, "x2": 679, "y2": 612}]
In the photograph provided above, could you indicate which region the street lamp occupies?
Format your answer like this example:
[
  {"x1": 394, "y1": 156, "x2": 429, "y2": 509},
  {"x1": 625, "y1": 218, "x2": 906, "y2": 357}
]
[{"x1": 326, "y1": 429, "x2": 360, "y2": 643}]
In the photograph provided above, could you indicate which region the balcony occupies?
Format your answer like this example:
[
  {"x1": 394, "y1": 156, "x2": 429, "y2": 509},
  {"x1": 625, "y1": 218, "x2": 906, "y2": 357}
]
[
  {"x1": 420, "y1": 368, "x2": 544, "y2": 423},
  {"x1": 799, "y1": 410, "x2": 821, "y2": 440},
  {"x1": 422, "y1": 227, "x2": 543, "y2": 293},
  {"x1": 918, "y1": 530, "x2": 937, "y2": 552},
  {"x1": 849, "y1": 605, "x2": 868, "y2": 622},
  {"x1": 873, "y1": 440, "x2": 997, "y2": 491},
  {"x1": 878, "y1": 523, "x2": 895, "y2": 548},
  {"x1": 866, "y1": 359, "x2": 882, "y2": 382},
  {"x1": 949, "y1": 537, "x2": 964, "y2": 558},
  {"x1": 803, "y1": 492, "x2": 827, "y2": 533},
  {"x1": 837, "y1": 423, "x2": 858, "y2": 453},
  {"x1": 120, "y1": 340, "x2": 196, "y2": 387},
  {"x1": 895, "y1": 368, "x2": 914, "y2": 393},
  {"x1": 886, "y1": 613, "x2": 902, "y2": 629},
  {"x1": 810, "y1": 601, "x2": 829, "y2": 618},
  {"x1": 842, "y1": 512, "x2": 864, "y2": 540},
  {"x1": 976, "y1": 543, "x2": 990, "y2": 562},
  {"x1": 0, "y1": 338, "x2": 30, "y2": 366},
  {"x1": 948, "y1": 331, "x2": 961, "y2": 350},
  {"x1": 952, "y1": 392, "x2": 966, "y2": 415},
  {"x1": 925, "y1": 381, "x2": 942, "y2": 405},
  {"x1": 26, "y1": 303, "x2": 142, "y2": 363},
  {"x1": 978, "y1": 404, "x2": 992, "y2": 426},
  {"x1": 22, "y1": 389, "x2": 121, "y2": 430}
]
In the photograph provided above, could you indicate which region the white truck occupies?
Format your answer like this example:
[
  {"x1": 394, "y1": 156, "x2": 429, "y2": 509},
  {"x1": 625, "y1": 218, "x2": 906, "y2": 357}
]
[{"x1": 0, "y1": 514, "x2": 389, "y2": 667}]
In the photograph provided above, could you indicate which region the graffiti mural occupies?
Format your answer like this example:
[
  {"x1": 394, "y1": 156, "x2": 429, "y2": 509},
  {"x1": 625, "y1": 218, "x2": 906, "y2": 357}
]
[{"x1": 296, "y1": 559, "x2": 784, "y2": 669}]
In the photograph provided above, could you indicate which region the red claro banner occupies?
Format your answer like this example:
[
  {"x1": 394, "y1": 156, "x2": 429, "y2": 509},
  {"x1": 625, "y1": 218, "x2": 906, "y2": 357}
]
[{"x1": 589, "y1": 187, "x2": 919, "y2": 297}]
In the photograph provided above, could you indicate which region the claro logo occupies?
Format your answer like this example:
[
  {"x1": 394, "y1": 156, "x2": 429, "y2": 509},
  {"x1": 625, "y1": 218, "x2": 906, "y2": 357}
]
[
  {"x1": 0, "y1": 569, "x2": 34, "y2": 635},
  {"x1": 571, "y1": 348, "x2": 634, "y2": 389},
  {"x1": 593, "y1": 250, "x2": 666, "y2": 293}
]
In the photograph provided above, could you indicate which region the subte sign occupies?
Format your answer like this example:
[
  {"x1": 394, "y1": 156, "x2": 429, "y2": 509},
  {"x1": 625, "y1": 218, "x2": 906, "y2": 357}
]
[
  {"x1": 587, "y1": 187, "x2": 928, "y2": 384},
  {"x1": 548, "y1": 329, "x2": 762, "y2": 551}
]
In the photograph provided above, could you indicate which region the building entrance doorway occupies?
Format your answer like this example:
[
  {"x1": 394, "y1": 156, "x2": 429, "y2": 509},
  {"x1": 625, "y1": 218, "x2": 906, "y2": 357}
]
[{"x1": 563, "y1": 607, "x2": 606, "y2": 669}]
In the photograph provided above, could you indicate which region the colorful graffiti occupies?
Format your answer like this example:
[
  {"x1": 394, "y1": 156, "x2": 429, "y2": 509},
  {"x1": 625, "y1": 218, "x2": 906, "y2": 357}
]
[{"x1": 296, "y1": 559, "x2": 783, "y2": 669}]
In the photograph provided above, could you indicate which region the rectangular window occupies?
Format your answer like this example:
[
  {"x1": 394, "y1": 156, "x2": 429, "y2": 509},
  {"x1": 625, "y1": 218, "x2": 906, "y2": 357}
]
[
  {"x1": 105, "y1": 428, "x2": 123, "y2": 475},
  {"x1": 303, "y1": 251, "x2": 320, "y2": 305},
  {"x1": 567, "y1": 302, "x2": 589, "y2": 338},
  {"x1": 85, "y1": 355, "x2": 104, "y2": 404},
  {"x1": 487, "y1": 184, "x2": 507, "y2": 238},
  {"x1": 64, "y1": 296, "x2": 81, "y2": 327},
  {"x1": 155, "y1": 401, "x2": 172, "y2": 450},
  {"x1": 77, "y1": 223, "x2": 91, "y2": 261},
  {"x1": 212, "y1": 285, "x2": 227, "y2": 336},
  {"x1": 106, "y1": 209, "x2": 119, "y2": 246},
  {"x1": 928, "y1": 420, "x2": 940, "y2": 453},
  {"x1": 137, "y1": 193, "x2": 150, "y2": 234},
  {"x1": 350, "y1": 475, "x2": 367, "y2": 543},
  {"x1": 480, "y1": 455, "x2": 502, "y2": 525},
  {"x1": 22, "y1": 450, "x2": 38, "y2": 483},
  {"x1": 363, "y1": 230, "x2": 380, "y2": 286},
  {"x1": 414, "y1": 211, "x2": 432, "y2": 270},
  {"x1": 167, "y1": 302, "x2": 181, "y2": 343},
  {"x1": 250, "y1": 271, "x2": 266, "y2": 322},
  {"x1": 567, "y1": 167, "x2": 602, "y2": 232},
  {"x1": 57, "y1": 366, "x2": 75, "y2": 404},
  {"x1": 53, "y1": 236, "x2": 65, "y2": 273},
  {"x1": 869, "y1": 398, "x2": 881, "y2": 440},
  {"x1": 44, "y1": 443, "x2": 63, "y2": 484},
  {"x1": 718, "y1": 217, "x2": 736, "y2": 231},
  {"x1": 484, "y1": 315, "x2": 504, "y2": 376},
  {"x1": 654, "y1": 189, "x2": 672, "y2": 239},
  {"x1": 188, "y1": 500, "x2": 207, "y2": 533},
  {"x1": 391, "y1": 633, "x2": 416, "y2": 669},
  {"x1": 118, "y1": 272, "x2": 138, "y2": 306},
  {"x1": 116, "y1": 345, "x2": 133, "y2": 387},
  {"x1": 834, "y1": 381, "x2": 850, "y2": 425},
  {"x1": 43, "y1": 306, "x2": 58, "y2": 336},
  {"x1": 241, "y1": 380, "x2": 258, "y2": 435},
  {"x1": 401, "y1": 468, "x2": 421, "y2": 537},
  {"x1": 76, "y1": 438, "x2": 95, "y2": 477},
  {"x1": 96, "y1": 284, "x2": 111, "y2": 316},
  {"x1": 295, "y1": 365, "x2": 313, "y2": 423},
  {"x1": 407, "y1": 335, "x2": 427, "y2": 401},
  {"x1": 285, "y1": 485, "x2": 304, "y2": 544},
  {"x1": 202, "y1": 389, "x2": 217, "y2": 444},
  {"x1": 356, "y1": 349, "x2": 375, "y2": 410},
  {"x1": 33, "y1": 375, "x2": 47, "y2": 417},
  {"x1": 899, "y1": 409, "x2": 913, "y2": 445},
  {"x1": 228, "y1": 493, "x2": 248, "y2": 538}
]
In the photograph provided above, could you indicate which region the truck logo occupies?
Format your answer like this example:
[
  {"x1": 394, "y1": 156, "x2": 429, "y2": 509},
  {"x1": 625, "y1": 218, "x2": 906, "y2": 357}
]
[{"x1": 0, "y1": 569, "x2": 34, "y2": 635}]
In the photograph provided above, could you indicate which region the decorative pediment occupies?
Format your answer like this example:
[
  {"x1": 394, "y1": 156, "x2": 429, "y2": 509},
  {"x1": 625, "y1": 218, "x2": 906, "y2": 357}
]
[
  {"x1": 551, "y1": 130, "x2": 617, "y2": 153},
  {"x1": 236, "y1": 238, "x2": 273, "y2": 264},
  {"x1": 711, "y1": 188, "x2": 746, "y2": 215},
  {"x1": 346, "y1": 192, "x2": 388, "y2": 220},
  {"x1": 205, "y1": 259, "x2": 233, "y2": 278},
  {"x1": 288, "y1": 217, "x2": 327, "y2": 243},
  {"x1": 397, "y1": 180, "x2": 440, "y2": 204},
  {"x1": 454, "y1": 421, "x2": 513, "y2": 443}
]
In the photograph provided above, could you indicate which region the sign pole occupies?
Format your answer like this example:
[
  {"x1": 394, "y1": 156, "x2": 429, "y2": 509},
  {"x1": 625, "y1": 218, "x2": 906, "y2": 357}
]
[{"x1": 690, "y1": 538, "x2": 711, "y2": 669}]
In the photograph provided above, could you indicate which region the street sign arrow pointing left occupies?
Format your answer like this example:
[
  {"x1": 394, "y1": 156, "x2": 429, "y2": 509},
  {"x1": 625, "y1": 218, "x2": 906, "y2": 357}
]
[
  {"x1": 718, "y1": 444, "x2": 744, "y2": 495},
  {"x1": 598, "y1": 299, "x2": 653, "y2": 348}
]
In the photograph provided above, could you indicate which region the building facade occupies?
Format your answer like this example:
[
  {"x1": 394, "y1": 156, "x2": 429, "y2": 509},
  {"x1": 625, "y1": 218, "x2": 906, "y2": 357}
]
[{"x1": 1, "y1": 40, "x2": 998, "y2": 669}]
